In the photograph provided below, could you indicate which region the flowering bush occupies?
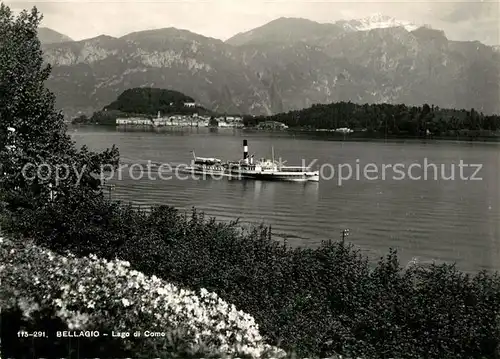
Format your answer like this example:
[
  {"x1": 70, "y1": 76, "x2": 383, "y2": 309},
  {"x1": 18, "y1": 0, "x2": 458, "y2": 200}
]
[
  {"x1": 4, "y1": 203, "x2": 500, "y2": 358},
  {"x1": 0, "y1": 236, "x2": 285, "y2": 358}
]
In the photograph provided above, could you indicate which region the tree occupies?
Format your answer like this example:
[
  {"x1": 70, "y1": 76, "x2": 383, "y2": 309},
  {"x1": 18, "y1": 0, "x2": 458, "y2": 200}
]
[
  {"x1": 0, "y1": 4, "x2": 119, "y2": 222},
  {"x1": 71, "y1": 114, "x2": 89, "y2": 124},
  {"x1": 209, "y1": 117, "x2": 218, "y2": 127}
]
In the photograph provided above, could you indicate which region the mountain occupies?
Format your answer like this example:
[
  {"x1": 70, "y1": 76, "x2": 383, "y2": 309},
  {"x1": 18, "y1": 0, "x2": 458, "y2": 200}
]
[
  {"x1": 226, "y1": 17, "x2": 344, "y2": 46},
  {"x1": 42, "y1": 29, "x2": 271, "y2": 117},
  {"x1": 38, "y1": 27, "x2": 73, "y2": 44},
  {"x1": 104, "y1": 87, "x2": 196, "y2": 114},
  {"x1": 336, "y1": 13, "x2": 420, "y2": 32},
  {"x1": 226, "y1": 14, "x2": 420, "y2": 46},
  {"x1": 41, "y1": 16, "x2": 500, "y2": 118}
]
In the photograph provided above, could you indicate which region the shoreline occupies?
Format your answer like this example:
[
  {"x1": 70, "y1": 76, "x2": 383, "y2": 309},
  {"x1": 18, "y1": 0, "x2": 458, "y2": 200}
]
[{"x1": 68, "y1": 124, "x2": 500, "y2": 144}]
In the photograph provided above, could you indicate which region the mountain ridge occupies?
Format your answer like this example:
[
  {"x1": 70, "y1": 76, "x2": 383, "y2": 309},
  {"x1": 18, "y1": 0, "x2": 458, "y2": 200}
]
[
  {"x1": 38, "y1": 27, "x2": 73, "y2": 44},
  {"x1": 39, "y1": 15, "x2": 500, "y2": 118},
  {"x1": 336, "y1": 13, "x2": 420, "y2": 32},
  {"x1": 40, "y1": 13, "x2": 498, "y2": 47}
]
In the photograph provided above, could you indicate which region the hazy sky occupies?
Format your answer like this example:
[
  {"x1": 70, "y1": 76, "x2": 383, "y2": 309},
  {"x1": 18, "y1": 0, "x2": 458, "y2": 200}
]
[{"x1": 6, "y1": 0, "x2": 500, "y2": 45}]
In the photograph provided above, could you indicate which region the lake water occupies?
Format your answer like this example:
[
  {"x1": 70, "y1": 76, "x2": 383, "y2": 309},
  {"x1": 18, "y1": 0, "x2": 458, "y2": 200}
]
[{"x1": 70, "y1": 126, "x2": 500, "y2": 273}]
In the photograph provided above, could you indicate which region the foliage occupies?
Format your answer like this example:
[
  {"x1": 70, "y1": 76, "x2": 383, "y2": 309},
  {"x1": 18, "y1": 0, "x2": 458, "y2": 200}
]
[
  {"x1": 4, "y1": 202, "x2": 500, "y2": 359},
  {"x1": 0, "y1": 236, "x2": 285, "y2": 358},
  {"x1": 87, "y1": 88, "x2": 216, "y2": 124},
  {"x1": 209, "y1": 117, "x2": 219, "y2": 126},
  {"x1": 90, "y1": 109, "x2": 152, "y2": 125},
  {"x1": 247, "y1": 102, "x2": 500, "y2": 138},
  {"x1": 0, "y1": 4, "x2": 119, "y2": 216},
  {"x1": 71, "y1": 114, "x2": 90, "y2": 124},
  {"x1": 103, "y1": 87, "x2": 213, "y2": 116},
  {"x1": 105, "y1": 87, "x2": 194, "y2": 114}
]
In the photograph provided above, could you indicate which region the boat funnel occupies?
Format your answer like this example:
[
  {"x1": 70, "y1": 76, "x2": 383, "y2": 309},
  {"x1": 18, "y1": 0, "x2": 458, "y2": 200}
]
[{"x1": 243, "y1": 139, "x2": 249, "y2": 164}]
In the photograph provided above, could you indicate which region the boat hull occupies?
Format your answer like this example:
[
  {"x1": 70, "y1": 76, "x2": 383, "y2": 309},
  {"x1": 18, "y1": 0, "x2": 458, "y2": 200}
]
[
  {"x1": 177, "y1": 167, "x2": 319, "y2": 182},
  {"x1": 177, "y1": 167, "x2": 229, "y2": 177},
  {"x1": 226, "y1": 170, "x2": 320, "y2": 182}
]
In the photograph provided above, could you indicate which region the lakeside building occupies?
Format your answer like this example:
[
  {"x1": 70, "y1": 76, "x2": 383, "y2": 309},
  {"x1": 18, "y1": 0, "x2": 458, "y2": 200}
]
[
  {"x1": 257, "y1": 121, "x2": 288, "y2": 130},
  {"x1": 205, "y1": 115, "x2": 244, "y2": 128},
  {"x1": 334, "y1": 127, "x2": 354, "y2": 133},
  {"x1": 116, "y1": 113, "x2": 243, "y2": 128},
  {"x1": 225, "y1": 116, "x2": 243, "y2": 123},
  {"x1": 153, "y1": 115, "x2": 209, "y2": 127},
  {"x1": 213, "y1": 116, "x2": 244, "y2": 128},
  {"x1": 117, "y1": 115, "x2": 209, "y2": 127},
  {"x1": 116, "y1": 118, "x2": 152, "y2": 125}
]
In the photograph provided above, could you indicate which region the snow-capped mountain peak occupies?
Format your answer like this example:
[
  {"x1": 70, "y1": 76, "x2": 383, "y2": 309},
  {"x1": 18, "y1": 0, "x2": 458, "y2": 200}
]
[{"x1": 338, "y1": 12, "x2": 420, "y2": 32}]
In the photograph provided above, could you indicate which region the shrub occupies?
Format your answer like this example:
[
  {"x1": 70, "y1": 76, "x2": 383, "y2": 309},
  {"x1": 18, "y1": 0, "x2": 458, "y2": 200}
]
[
  {"x1": 0, "y1": 3, "x2": 119, "y2": 229},
  {"x1": 0, "y1": 236, "x2": 285, "y2": 358},
  {"x1": 3, "y1": 202, "x2": 500, "y2": 358}
]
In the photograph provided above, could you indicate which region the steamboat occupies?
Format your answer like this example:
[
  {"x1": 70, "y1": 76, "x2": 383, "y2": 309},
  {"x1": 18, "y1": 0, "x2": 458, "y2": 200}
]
[
  {"x1": 181, "y1": 151, "x2": 227, "y2": 176},
  {"x1": 183, "y1": 140, "x2": 320, "y2": 182}
]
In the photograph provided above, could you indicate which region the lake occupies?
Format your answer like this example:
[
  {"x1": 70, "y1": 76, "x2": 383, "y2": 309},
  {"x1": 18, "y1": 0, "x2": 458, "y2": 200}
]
[{"x1": 70, "y1": 126, "x2": 500, "y2": 273}]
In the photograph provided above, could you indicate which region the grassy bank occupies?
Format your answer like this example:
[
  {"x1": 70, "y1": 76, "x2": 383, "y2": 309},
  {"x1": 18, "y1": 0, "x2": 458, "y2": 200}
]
[{"x1": 2, "y1": 201, "x2": 500, "y2": 359}]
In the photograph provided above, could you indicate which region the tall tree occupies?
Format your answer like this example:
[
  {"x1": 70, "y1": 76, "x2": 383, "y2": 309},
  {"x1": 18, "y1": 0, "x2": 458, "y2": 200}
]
[{"x1": 0, "y1": 4, "x2": 118, "y2": 217}]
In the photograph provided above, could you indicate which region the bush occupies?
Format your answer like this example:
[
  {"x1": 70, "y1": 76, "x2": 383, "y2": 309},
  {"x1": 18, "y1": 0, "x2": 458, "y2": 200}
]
[
  {"x1": 0, "y1": 236, "x2": 285, "y2": 358},
  {"x1": 3, "y1": 202, "x2": 500, "y2": 359}
]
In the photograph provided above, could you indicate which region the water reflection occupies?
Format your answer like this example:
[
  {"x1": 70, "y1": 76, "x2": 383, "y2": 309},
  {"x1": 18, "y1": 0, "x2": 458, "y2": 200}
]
[
  {"x1": 301, "y1": 181, "x2": 320, "y2": 201},
  {"x1": 238, "y1": 180, "x2": 320, "y2": 203}
]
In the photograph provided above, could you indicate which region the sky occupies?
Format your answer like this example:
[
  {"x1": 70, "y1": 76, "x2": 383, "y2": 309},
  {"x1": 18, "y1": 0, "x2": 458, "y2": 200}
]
[{"x1": 6, "y1": 0, "x2": 500, "y2": 46}]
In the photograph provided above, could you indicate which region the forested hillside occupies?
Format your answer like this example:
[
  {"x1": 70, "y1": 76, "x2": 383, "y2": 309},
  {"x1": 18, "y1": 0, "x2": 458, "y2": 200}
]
[{"x1": 247, "y1": 102, "x2": 500, "y2": 137}]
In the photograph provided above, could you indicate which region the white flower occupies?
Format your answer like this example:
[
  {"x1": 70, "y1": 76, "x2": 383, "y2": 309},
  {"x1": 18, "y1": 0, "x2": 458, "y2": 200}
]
[
  {"x1": 1, "y1": 241, "x2": 285, "y2": 358},
  {"x1": 66, "y1": 311, "x2": 89, "y2": 330}
]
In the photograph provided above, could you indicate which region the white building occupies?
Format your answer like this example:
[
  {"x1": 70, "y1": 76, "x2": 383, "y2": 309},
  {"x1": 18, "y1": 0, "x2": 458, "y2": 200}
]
[
  {"x1": 118, "y1": 114, "x2": 210, "y2": 128},
  {"x1": 184, "y1": 102, "x2": 196, "y2": 107},
  {"x1": 116, "y1": 117, "x2": 152, "y2": 125},
  {"x1": 335, "y1": 127, "x2": 354, "y2": 133}
]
